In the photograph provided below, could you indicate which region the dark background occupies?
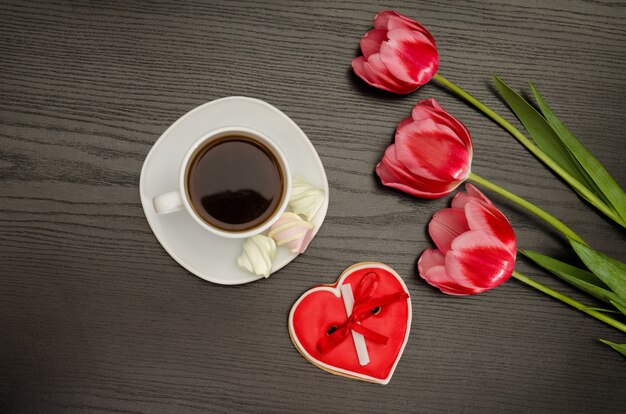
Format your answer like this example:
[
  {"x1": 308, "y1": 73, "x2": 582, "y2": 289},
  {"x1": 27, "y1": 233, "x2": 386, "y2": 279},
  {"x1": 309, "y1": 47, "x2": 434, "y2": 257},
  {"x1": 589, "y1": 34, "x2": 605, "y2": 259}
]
[{"x1": 1, "y1": 0, "x2": 625, "y2": 412}]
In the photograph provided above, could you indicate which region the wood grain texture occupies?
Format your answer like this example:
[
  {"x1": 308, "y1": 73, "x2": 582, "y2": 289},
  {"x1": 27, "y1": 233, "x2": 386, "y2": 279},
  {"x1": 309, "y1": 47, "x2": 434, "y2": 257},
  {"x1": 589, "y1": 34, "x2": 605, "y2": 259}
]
[{"x1": 1, "y1": 0, "x2": 625, "y2": 412}]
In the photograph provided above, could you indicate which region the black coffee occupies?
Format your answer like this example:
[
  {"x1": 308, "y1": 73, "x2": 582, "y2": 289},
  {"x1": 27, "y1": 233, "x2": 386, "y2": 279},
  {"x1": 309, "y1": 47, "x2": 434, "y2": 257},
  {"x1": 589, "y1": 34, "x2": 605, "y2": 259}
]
[{"x1": 186, "y1": 135, "x2": 284, "y2": 232}]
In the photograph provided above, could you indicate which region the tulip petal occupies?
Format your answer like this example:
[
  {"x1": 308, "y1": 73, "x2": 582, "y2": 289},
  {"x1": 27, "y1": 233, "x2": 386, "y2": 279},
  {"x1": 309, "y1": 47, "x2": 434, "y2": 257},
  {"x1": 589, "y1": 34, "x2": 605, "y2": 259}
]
[
  {"x1": 418, "y1": 247, "x2": 445, "y2": 269},
  {"x1": 451, "y1": 183, "x2": 494, "y2": 210},
  {"x1": 376, "y1": 168, "x2": 461, "y2": 198},
  {"x1": 387, "y1": 16, "x2": 436, "y2": 44},
  {"x1": 373, "y1": 10, "x2": 400, "y2": 29},
  {"x1": 466, "y1": 184, "x2": 493, "y2": 205},
  {"x1": 422, "y1": 264, "x2": 479, "y2": 295},
  {"x1": 445, "y1": 230, "x2": 515, "y2": 290},
  {"x1": 410, "y1": 101, "x2": 473, "y2": 153},
  {"x1": 397, "y1": 116, "x2": 413, "y2": 131},
  {"x1": 418, "y1": 249, "x2": 480, "y2": 295},
  {"x1": 367, "y1": 53, "x2": 421, "y2": 92},
  {"x1": 449, "y1": 185, "x2": 516, "y2": 253},
  {"x1": 376, "y1": 144, "x2": 461, "y2": 198},
  {"x1": 428, "y1": 208, "x2": 470, "y2": 254},
  {"x1": 352, "y1": 56, "x2": 396, "y2": 93},
  {"x1": 360, "y1": 29, "x2": 387, "y2": 59},
  {"x1": 414, "y1": 97, "x2": 443, "y2": 112},
  {"x1": 406, "y1": 110, "x2": 466, "y2": 147},
  {"x1": 352, "y1": 55, "x2": 419, "y2": 94},
  {"x1": 395, "y1": 118, "x2": 471, "y2": 182},
  {"x1": 373, "y1": 11, "x2": 436, "y2": 44},
  {"x1": 352, "y1": 56, "x2": 386, "y2": 90},
  {"x1": 379, "y1": 28, "x2": 439, "y2": 85},
  {"x1": 465, "y1": 199, "x2": 517, "y2": 253},
  {"x1": 375, "y1": 161, "x2": 459, "y2": 198}
]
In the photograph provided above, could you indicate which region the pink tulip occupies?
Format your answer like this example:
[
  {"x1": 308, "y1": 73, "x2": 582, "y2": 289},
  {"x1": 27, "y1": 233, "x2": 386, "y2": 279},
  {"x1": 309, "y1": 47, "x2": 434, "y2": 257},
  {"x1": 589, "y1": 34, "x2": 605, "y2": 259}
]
[
  {"x1": 375, "y1": 98, "x2": 473, "y2": 198},
  {"x1": 352, "y1": 10, "x2": 439, "y2": 94},
  {"x1": 418, "y1": 184, "x2": 517, "y2": 295}
]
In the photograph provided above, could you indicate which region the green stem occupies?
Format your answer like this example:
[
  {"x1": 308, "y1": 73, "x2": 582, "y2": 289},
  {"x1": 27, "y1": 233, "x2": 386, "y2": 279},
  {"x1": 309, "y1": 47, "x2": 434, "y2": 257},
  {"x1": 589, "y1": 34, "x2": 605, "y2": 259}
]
[
  {"x1": 432, "y1": 73, "x2": 625, "y2": 227},
  {"x1": 512, "y1": 271, "x2": 626, "y2": 333},
  {"x1": 468, "y1": 172, "x2": 586, "y2": 245}
]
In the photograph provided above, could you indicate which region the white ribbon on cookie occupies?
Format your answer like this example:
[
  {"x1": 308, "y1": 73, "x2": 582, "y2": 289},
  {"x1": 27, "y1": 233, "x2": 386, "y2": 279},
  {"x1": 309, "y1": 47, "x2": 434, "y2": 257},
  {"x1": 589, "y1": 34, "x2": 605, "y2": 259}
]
[{"x1": 340, "y1": 283, "x2": 370, "y2": 366}]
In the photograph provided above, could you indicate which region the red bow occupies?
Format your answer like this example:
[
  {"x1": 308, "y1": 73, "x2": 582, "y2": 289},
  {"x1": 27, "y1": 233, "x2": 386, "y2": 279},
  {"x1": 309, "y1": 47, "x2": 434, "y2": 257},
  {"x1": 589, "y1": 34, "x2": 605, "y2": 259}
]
[{"x1": 316, "y1": 272, "x2": 409, "y2": 355}]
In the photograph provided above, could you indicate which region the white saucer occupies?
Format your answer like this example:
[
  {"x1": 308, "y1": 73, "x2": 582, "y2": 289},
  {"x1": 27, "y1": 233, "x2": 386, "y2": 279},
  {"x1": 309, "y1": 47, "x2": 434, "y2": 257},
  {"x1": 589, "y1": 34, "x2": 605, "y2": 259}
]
[{"x1": 139, "y1": 97, "x2": 329, "y2": 285}]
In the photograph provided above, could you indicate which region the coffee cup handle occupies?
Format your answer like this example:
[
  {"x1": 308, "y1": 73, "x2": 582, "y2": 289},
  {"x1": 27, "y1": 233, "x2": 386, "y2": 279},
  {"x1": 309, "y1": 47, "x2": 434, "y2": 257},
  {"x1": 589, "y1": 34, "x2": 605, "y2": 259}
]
[{"x1": 153, "y1": 190, "x2": 184, "y2": 215}]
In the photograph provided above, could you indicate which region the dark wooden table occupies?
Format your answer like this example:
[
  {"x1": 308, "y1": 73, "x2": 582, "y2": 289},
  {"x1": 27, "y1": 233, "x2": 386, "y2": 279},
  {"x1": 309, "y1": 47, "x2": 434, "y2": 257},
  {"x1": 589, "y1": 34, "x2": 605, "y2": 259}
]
[{"x1": 1, "y1": 0, "x2": 625, "y2": 412}]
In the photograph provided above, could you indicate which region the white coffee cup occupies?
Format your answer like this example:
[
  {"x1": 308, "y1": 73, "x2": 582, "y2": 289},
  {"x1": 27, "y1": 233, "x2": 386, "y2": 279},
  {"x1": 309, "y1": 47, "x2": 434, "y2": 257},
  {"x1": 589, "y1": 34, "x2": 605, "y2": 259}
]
[{"x1": 152, "y1": 126, "x2": 291, "y2": 239}]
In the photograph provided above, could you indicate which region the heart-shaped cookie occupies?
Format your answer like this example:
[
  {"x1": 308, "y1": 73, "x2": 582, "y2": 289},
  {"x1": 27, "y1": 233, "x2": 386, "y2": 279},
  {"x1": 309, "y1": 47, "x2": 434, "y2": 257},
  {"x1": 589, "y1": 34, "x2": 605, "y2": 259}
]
[{"x1": 288, "y1": 262, "x2": 411, "y2": 384}]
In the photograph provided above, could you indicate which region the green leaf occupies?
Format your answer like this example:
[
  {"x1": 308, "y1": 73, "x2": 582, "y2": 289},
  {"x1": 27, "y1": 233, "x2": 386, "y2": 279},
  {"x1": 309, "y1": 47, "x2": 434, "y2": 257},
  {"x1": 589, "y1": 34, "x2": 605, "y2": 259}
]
[
  {"x1": 493, "y1": 76, "x2": 594, "y2": 193},
  {"x1": 571, "y1": 240, "x2": 626, "y2": 300},
  {"x1": 520, "y1": 250, "x2": 607, "y2": 288},
  {"x1": 579, "y1": 307, "x2": 620, "y2": 314},
  {"x1": 599, "y1": 339, "x2": 626, "y2": 358},
  {"x1": 520, "y1": 250, "x2": 626, "y2": 307},
  {"x1": 610, "y1": 301, "x2": 626, "y2": 317},
  {"x1": 491, "y1": 75, "x2": 626, "y2": 228},
  {"x1": 530, "y1": 83, "x2": 626, "y2": 223}
]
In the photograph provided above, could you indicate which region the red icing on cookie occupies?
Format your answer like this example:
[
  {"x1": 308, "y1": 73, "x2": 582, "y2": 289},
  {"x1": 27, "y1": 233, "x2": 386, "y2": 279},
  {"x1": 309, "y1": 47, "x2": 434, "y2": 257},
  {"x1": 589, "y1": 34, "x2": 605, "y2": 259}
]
[{"x1": 288, "y1": 262, "x2": 411, "y2": 384}]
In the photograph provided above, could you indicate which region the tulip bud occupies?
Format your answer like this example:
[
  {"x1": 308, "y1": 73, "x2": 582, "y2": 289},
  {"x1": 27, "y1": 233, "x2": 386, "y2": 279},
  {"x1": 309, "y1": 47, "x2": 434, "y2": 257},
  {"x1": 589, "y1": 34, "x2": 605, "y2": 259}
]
[
  {"x1": 352, "y1": 10, "x2": 439, "y2": 94},
  {"x1": 418, "y1": 184, "x2": 517, "y2": 295},
  {"x1": 376, "y1": 99, "x2": 473, "y2": 198}
]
